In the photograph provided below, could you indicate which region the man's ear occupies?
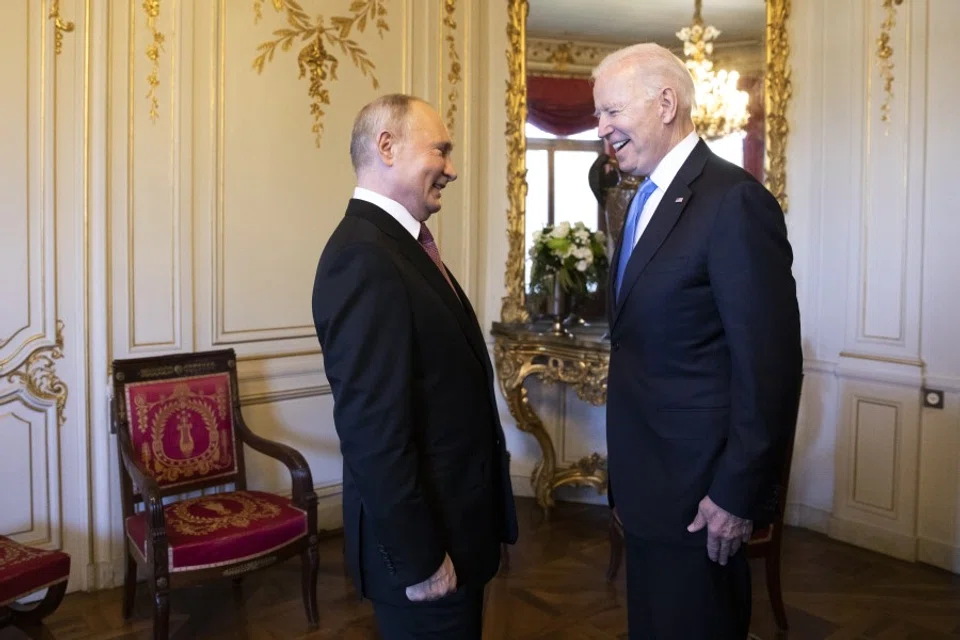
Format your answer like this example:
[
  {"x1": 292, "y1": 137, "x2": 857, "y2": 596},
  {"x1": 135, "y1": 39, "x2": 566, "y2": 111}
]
[
  {"x1": 376, "y1": 130, "x2": 397, "y2": 166},
  {"x1": 659, "y1": 87, "x2": 679, "y2": 125}
]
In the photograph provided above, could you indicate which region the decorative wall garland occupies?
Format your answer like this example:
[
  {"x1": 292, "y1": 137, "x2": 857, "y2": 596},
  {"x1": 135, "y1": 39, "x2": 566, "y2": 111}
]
[
  {"x1": 143, "y1": 0, "x2": 165, "y2": 122},
  {"x1": 442, "y1": 0, "x2": 461, "y2": 132},
  {"x1": 253, "y1": 0, "x2": 389, "y2": 148}
]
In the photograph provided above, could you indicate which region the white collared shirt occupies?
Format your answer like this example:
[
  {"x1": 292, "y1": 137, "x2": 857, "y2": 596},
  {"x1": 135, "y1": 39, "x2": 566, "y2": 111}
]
[
  {"x1": 628, "y1": 130, "x2": 700, "y2": 249},
  {"x1": 353, "y1": 187, "x2": 421, "y2": 239}
]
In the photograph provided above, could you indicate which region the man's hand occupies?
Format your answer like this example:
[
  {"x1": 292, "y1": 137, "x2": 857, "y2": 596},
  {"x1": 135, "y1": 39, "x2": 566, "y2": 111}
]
[
  {"x1": 405, "y1": 553, "x2": 457, "y2": 602},
  {"x1": 687, "y1": 496, "x2": 753, "y2": 565}
]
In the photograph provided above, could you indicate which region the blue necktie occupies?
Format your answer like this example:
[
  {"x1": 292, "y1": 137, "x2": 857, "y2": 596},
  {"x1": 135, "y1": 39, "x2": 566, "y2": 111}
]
[{"x1": 615, "y1": 178, "x2": 658, "y2": 297}]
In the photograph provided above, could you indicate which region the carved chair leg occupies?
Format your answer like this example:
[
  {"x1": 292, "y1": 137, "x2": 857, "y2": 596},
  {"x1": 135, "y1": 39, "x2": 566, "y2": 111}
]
[
  {"x1": 500, "y1": 542, "x2": 511, "y2": 574},
  {"x1": 765, "y1": 543, "x2": 788, "y2": 632},
  {"x1": 301, "y1": 543, "x2": 320, "y2": 629},
  {"x1": 122, "y1": 552, "x2": 138, "y2": 620},
  {"x1": 607, "y1": 515, "x2": 624, "y2": 582},
  {"x1": 150, "y1": 577, "x2": 170, "y2": 640}
]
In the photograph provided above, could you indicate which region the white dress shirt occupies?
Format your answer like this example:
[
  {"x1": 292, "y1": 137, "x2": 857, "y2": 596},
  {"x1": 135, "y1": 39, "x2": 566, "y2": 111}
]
[
  {"x1": 628, "y1": 130, "x2": 700, "y2": 250},
  {"x1": 353, "y1": 187, "x2": 421, "y2": 239}
]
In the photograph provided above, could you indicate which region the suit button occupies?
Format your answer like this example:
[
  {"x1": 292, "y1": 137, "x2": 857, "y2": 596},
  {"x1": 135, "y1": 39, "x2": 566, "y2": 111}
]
[{"x1": 611, "y1": 341, "x2": 620, "y2": 351}]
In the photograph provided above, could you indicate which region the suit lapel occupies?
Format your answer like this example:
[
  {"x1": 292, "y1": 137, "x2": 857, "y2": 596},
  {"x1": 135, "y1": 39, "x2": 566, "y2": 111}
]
[
  {"x1": 612, "y1": 141, "x2": 711, "y2": 326},
  {"x1": 348, "y1": 200, "x2": 489, "y2": 369}
]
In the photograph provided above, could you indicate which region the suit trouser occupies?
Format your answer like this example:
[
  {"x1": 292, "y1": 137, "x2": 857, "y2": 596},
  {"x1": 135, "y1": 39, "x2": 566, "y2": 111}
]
[
  {"x1": 371, "y1": 584, "x2": 484, "y2": 640},
  {"x1": 625, "y1": 530, "x2": 751, "y2": 640}
]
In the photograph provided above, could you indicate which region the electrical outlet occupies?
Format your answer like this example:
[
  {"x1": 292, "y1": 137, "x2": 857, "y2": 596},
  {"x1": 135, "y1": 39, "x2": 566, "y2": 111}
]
[{"x1": 922, "y1": 388, "x2": 944, "y2": 409}]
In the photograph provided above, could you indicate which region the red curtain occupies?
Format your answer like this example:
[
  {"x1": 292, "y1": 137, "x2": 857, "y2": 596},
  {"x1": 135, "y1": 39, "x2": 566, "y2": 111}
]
[{"x1": 526, "y1": 75, "x2": 598, "y2": 136}]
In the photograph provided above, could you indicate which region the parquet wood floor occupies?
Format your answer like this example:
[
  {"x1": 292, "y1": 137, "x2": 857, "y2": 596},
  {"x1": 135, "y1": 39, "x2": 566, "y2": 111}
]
[{"x1": 4, "y1": 497, "x2": 959, "y2": 639}]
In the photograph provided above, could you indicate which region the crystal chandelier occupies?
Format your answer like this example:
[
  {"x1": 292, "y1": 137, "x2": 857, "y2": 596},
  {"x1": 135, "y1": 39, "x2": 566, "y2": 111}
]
[{"x1": 676, "y1": 0, "x2": 750, "y2": 140}]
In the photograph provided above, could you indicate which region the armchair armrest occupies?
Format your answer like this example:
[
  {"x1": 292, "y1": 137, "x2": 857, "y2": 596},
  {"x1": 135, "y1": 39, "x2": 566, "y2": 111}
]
[
  {"x1": 116, "y1": 430, "x2": 166, "y2": 529},
  {"x1": 235, "y1": 414, "x2": 315, "y2": 508}
]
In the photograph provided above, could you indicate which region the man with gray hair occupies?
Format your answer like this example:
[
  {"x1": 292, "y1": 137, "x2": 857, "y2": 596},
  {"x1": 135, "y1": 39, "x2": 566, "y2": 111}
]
[
  {"x1": 311, "y1": 94, "x2": 517, "y2": 638},
  {"x1": 595, "y1": 43, "x2": 802, "y2": 638}
]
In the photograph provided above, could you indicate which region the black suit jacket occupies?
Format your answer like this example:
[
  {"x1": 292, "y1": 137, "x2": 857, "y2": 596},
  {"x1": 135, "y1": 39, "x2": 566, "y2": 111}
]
[
  {"x1": 312, "y1": 199, "x2": 518, "y2": 605},
  {"x1": 606, "y1": 140, "x2": 802, "y2": 545}
]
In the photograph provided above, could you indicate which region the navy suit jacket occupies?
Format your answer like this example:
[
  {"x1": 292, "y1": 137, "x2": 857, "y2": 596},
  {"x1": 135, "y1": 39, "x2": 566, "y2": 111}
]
[
  {"x1": 605, "y1": 140, "x2": 802, "y2": 546},
  {"x1": 312, "y1": 200, "x2": 518, "y2": 604}
]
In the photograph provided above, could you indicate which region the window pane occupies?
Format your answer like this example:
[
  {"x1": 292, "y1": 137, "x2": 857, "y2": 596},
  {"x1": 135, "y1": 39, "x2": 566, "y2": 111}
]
[
  {"x1": 554, "y1": 150, "x2": 600, "y2": 231},
  {"x1": 706, "y1": 131, "x2": 746, "y2": 167},
  {"x1": 566, "y1": 127, "x2": 600, "y2": 141},
  {"x1": 524, "y1": 149, "x2": 550, "y2": 287},
  {"x1": 525, "y1": 121, "x2": 557, "y2": 139}
]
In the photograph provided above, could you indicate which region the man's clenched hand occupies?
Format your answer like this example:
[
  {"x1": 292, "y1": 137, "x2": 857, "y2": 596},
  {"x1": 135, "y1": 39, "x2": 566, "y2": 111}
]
[
  {"x1": 687, "y1": 496, "x2": 753, "y2": 565},
  {"x1": 405, "y1": 553, "x2": 457, "y2": 601}
]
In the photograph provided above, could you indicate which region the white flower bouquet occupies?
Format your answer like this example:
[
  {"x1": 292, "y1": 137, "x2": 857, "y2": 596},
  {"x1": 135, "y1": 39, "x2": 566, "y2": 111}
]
[{"x1": 528, "y1": 221, "x2": 609, "y2": 300}]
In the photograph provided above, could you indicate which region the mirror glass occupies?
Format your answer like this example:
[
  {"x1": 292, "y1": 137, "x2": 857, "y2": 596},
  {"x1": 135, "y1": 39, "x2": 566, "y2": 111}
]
[{"x1": 522, "y1": 0, "x2": 766, "y2": 321}]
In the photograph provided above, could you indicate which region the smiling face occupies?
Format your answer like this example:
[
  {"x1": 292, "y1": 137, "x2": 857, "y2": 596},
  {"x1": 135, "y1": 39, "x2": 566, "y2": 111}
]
[
  {"x1": 593, "y1": 62, "x2": 676, "y2": 177},
  {"x1": 384, "y1": 101, "x2": 457, "y2": 222}
]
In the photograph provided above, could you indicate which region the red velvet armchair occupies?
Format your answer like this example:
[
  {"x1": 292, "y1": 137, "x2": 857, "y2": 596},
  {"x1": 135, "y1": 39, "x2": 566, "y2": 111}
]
[
  {"x1": 111, "y1": 349, "x2": 319, "y2": 639},
  {"x1": 0, "y1": 535, "x2": 70, "y2": 637}
]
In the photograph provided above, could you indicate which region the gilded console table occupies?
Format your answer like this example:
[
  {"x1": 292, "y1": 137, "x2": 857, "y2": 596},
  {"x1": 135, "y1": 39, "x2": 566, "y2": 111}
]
[{"x1": 491, "y1": 321, "x2": 610, "y2": 515}]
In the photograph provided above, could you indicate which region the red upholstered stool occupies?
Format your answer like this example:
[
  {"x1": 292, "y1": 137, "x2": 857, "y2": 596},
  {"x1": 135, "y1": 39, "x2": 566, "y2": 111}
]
[{"x1": 0, "y1": 535, "x2": 70, "y2": 632}]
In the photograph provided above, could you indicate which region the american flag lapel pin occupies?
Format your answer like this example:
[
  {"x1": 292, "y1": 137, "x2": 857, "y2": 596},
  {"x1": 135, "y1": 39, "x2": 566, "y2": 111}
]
[{"x1": 675, "y1": 197, "x2": 684, "y2": 203}]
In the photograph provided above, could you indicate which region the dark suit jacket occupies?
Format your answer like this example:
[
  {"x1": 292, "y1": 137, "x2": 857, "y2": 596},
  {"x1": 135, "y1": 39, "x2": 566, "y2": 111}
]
[
  {"x1": 606, "y1": 140, "x2": 802, "y2": 546},
  {"x1": 312, "y1": 198, "x2": 518, "y2": 605}
]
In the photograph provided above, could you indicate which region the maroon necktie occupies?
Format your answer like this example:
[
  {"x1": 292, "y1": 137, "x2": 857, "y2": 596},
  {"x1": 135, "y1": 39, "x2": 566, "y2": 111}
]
[{"x1": 418, "y1": 224, "x2": 458, "y2": 297}]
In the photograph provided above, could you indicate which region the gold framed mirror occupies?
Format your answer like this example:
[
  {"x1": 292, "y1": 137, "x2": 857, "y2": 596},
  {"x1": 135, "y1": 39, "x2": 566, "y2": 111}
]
[{"x1": 500, "y1": 0, "x2": 792, "y2": 324}]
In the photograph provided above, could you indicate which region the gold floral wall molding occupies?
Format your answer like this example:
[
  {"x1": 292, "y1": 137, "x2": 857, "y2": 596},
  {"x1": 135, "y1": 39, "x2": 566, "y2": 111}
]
[
  {"x1": 527, "y1": 38, "x2": 610, "y2": 76},
  {"x1": 6, "y1": 320, "x2": 68, "y2": 429},
  {"x1": 143, "y1": 0, "x2": 165, "y2": 122},
  {"x1": 253, "y1": 0, "x2": 389, "y2": 148},
  {"x1": 443, "y1": 0, "x2": 461, "y2": 132},
  {"x1": 877, "y1": 0, "x2": 905, "y2": 126},
  {"x1": 49, "y1": 0, "x2": 75, "y2": 56}
]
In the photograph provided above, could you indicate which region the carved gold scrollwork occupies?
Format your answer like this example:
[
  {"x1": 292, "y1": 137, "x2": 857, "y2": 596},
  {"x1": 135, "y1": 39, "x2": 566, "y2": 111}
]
[
  {"x1": 143, "y1": 0, "x2": 165, "y2": 122},
  {"x1": 877, "y1": 0, "x2": 904, "y2": 127},
  {"x1": 252, "y1": 0, "x2": 389, "y2": 148},
  {"x1": 442, "y1": 0, "x2": 461, "y2": 132},
  {"x1": 49, "y1": 0, "x2": 75, "y2": 56},
  {"x1": 502, "y1": 0, "x2": 530, "y2": 324},
  {"x1": 764, "y1": 0, "x2": 791, "y2": 212},
  {"x1": 493, "y1": 334, "x2": 609, "y2": 515},
  {"x1": 6, "y1": 320, "x2": 68, "y2": 429}
]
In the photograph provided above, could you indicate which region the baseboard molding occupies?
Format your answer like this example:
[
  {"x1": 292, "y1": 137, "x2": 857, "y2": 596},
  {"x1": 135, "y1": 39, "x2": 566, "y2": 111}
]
[
  {"x1": 315, "y1": 482, "x2": 344, "y2": 531},
  {"x1": 784, "y1": 502, "x2": 831, "y2": 534},
  {"x1": 510, "y1": 474, "x2": 535, "y2": 498},
  {"x1": 918, "y1": 537, "x2": 960, "y2": 574},
  {"x1": 828, "y1": 516, "x2": 917, "y2": 562}
]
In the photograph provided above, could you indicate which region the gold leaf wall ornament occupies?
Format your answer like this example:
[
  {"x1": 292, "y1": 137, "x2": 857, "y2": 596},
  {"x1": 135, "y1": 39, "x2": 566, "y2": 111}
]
[
  {"x1": 253, "y1": 0, "x2": 286, "y2": 24},
  {"x1": 48, "y1": 0, "x2": 75, "y2": 56},
  {"x1": 143, "y1": 0, "x2": 165, "y2": 122},
  {"x1": 877, "y1": 0, "x2": 904, "y2": 127},
  {"x1": 443, "y1": 0, "x2": 461, "y2": 132},
  {"x1": 7, "y1": 320, "x2": 68, "y2": 429},
  {"x1": 252, "y1": 0, "x2": 389, "y2": 148}
]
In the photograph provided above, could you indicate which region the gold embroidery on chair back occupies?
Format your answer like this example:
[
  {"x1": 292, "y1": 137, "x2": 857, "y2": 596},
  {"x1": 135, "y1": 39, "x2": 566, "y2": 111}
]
[
  {"x1": 124, "y1": 372, "x2": 238, "y2": 489},
  {"x1": 0, "y1": 539, "x2": 45, "y2": 570}
]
